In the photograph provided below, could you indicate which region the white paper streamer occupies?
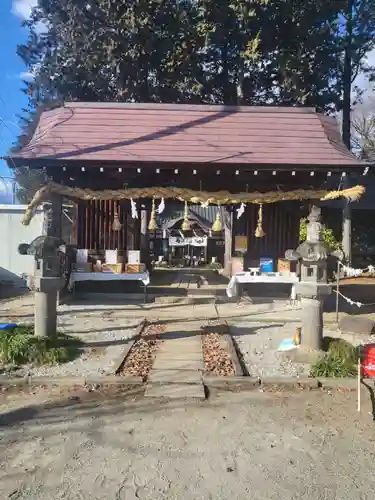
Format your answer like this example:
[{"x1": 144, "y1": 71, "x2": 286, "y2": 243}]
[
  {"x1": 236, "y1": 203, "x2": 246, "y2": 219},
  {"x1": 130, "y1": 198, "x2": 138, "y2": 219},
  {"x1": 340, "y1": 262, "x2": 375, "y2": 278},
  {"x1": 157, "y1": 198, "x2": 165, "y2": 214}
]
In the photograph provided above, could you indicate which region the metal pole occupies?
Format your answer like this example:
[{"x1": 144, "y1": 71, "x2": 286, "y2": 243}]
[
  {"x1": 357, "y1": 357, "x2": 361, "y2": 413},
  {"x1": 336, "y1": 260, "x2": 340, "y2": 323}
]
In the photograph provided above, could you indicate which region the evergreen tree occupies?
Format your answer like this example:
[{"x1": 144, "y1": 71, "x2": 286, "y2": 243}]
[{"x1": 340, "y1": 0, "x2": 375, "y2": 149}]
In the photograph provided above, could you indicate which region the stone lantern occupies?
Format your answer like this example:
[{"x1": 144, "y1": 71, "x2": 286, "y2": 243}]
[
  {"x1": 19, "y1": 236, "x2": 66, "y2": 337},
  {"x1": 286, "y1": 206, "x2": 343, "y2": 351}
]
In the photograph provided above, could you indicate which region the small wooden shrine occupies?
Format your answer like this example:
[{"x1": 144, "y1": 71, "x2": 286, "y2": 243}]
[{"x1": 8, "y1": 102, "x2": 367, "y2": 279}]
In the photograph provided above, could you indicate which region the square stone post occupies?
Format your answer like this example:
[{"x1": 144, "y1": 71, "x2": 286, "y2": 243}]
[
  {"x1": 43, "y1": 195, "x2": 63, "y2": 239},
  {"x1": 224, "y1": 207, "x2": 233, "y2": 277}
]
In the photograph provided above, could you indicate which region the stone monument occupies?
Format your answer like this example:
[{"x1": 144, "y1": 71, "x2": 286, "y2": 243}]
[{"x1": 286, "y1": 206, "x2": 343, "y2": 351}]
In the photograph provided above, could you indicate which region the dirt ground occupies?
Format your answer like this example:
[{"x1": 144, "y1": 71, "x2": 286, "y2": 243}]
[{"x1": 1, "y1": 386, "x2": 375, "y2": 500}]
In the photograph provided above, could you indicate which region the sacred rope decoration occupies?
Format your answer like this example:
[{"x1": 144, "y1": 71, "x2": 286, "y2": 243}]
[{"x1": 21, "y1": 182, "x2": 365, "y2": 226}]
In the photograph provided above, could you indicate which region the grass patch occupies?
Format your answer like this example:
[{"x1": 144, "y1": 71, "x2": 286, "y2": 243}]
[
  {"x1": 0, "y1": 326, "x2": 84, "y2": 366},
  {"x1": 310, "y1": 337, "x2": 359, "y2": 378}
]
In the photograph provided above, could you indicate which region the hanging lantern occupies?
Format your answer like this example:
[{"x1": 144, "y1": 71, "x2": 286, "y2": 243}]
[
  {"x1": 211, "y1": 211, "x2": 222, "y2": 232},
  {"x1": 255, "y1": 203, "x2": 265, "y2": 238},
  {"x1": 181, "y1": 201, "x2": 190, "y2": 232},
  {"x1": 112, "y1": 209, "x2": 122, "y2": 231},
  {"x1": 148, "y1": 198, "x2": 158, "y2": 231}
]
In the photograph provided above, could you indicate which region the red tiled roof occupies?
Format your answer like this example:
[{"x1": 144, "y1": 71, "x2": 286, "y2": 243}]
[{"x1": 13, "y1": 102, "x2": 365, "y2": 166}]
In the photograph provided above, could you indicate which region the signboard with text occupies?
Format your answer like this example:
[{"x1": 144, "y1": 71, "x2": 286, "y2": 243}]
[{"x1": 169, "y1": 236, "x2": 207, "y2": 247}]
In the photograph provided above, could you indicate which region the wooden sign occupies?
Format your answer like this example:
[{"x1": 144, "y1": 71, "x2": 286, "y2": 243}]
[{"x1": 234, "y1": 235, "x2": 247, "y2": 253}]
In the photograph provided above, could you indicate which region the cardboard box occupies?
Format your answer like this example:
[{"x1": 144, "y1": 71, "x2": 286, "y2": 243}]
[
  {"x1": 128, "y1": 250, "x2": 141, "y2": 264},
  {"x1": 277, "y1": 258, "x2": 291, "y2": 273},
  {"x1": 125, "y1": 263, "x2": 146, "y2": 274},
  {"x1": 102, "y1": 263, "x2": 124, "y2": 274},
  {"x1": 105, "y1": 250, "x2": 125, "y2": 264}
]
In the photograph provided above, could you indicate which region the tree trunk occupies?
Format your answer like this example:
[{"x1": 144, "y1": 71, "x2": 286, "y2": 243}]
[{"x1": 342, "y1": 0, "x2": 354, "y2": 149}]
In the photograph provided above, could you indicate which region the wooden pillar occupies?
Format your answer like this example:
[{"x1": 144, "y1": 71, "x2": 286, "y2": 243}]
[
  {"x1": 43, "y1": 195, "x2": 62, "y2": 239},
  {"x1": 140, "y1": 207, "x2": 149, "y2": 265},
  {"x1": 342, "y1": 176, "x2": 352, "y2": 264},
  {"x1": 126, "y1": 211, "x2": 136, "y2": 251},
  {"x1": 224, "y1": 207, "x2": 233, "y2": 278}
]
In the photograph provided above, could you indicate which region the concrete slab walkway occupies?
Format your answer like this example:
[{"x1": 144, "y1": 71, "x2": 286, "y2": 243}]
[{"x1": 145, "y1": 323, "x2": 205, "y2": 400}]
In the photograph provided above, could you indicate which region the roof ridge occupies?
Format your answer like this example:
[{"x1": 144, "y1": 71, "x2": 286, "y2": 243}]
[{"x1": 63, "y1": 102, "x2": 317, "y2": 114}]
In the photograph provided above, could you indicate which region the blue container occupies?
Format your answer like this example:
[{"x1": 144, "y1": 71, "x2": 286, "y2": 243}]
[
  {"x1": 0, "y1": 323, "x2": 17, "y2": 330},
  {"x1": 260, "y1": 257, "x2": 274, "y2": 273}
]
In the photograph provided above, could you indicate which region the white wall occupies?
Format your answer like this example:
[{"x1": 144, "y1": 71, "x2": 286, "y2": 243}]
[{"x1": 0, "y1": 205, "x2": 44, "y2": 285}]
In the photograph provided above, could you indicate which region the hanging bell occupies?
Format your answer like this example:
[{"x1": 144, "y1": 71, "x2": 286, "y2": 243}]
[
  {"x1": 211, "y1": 212, "x2": 222, "y2": 232},
  {"x1": 112, "y1": 211, "x2": 122, "y2": 231},
  {"x1": 255, "y1": 203, "x2": 265, "y2": 238},
  {"x1": 148, "y1": 198, "x2": 158, "y2": 231},
  {"x1": 181, "y1": 201, "x2": 190, "y2": 232}
]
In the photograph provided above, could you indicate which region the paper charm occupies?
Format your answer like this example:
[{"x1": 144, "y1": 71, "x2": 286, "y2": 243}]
[
  {"x1": 236, "y1": 203, "x2": 246, "y2": 219},
  {"x1": 130, "y1": 198, "x2": 138, "y2": 219},
  {"x1": 368, "y1": 265, "x2": 375, "y2": 274},
  {"x1": 157, "y1": 198, "x2": 165, "y2": 214},
  {"x1": 200, "y1": 200, "x2": 209, "y2": 208}
]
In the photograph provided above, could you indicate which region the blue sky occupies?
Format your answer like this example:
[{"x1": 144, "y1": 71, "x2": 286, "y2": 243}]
[
  {"x1": 0, "y1": 1, "x2": 35, "y2": 179},
  {"x1": 0, "y1": 0, "x2": 36, "y2": 201}
]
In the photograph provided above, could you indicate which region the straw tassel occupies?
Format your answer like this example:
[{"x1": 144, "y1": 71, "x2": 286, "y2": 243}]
[
  {"x1": 181, "y1": 201, "x2": 190, "y2": 232},
  {"x1": 212, "y1": 211, "x2": 222, "y2": 232},
  {"x1": 148, "y1": 198, "x2": 158, "y2": 231},
  {"x1": 111, "y1": 203, "x2": 122, "y2": 231},
  {"x1": 255, "y1": 203, "x2": 265, "y2": 238}
]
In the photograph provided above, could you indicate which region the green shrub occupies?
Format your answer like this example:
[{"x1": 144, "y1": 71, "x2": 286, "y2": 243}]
[
  {"x1": 299, "y1": 218, "x2": 341, "y2": 250},
  {"x1": 310, "y1": 338, "x2": 358, "y2": 378},
  {"x1": 0, "y1": 326, "x2": 83, "y2": 366}
]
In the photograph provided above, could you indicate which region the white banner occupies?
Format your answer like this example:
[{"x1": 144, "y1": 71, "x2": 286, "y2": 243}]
[
  {"x1": 169, "y1": 236, "x2": 186, "y2": 246},
  {"x1": 191, "y1": 236, "x2": 207, "y2": 247},
  {"x1": 169, "y1": 236, "x2": 207, "y2": 247}
]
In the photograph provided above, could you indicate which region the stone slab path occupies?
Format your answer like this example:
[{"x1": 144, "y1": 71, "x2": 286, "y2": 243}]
[{"x1": 145, "y1": 323, "x2": 205, "y2": 400}]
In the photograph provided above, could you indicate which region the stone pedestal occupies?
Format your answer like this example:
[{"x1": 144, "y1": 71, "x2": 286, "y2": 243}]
[
  {"x1": 29, "y1": 276, "x2": 65, "y2": 337},
  {"x1": 34, "y1": 291, "x2": 58, "y2": 337},
  {"x1": 296, "y1": 282, "x2": 331, "y2": 351},
  {"x1": 301, "y1": 297, "x2": 323, "y2": 350}
]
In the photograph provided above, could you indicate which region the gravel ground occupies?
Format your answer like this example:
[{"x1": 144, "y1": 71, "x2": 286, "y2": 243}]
[
  {"x1": 231, "y1": 318, "x2": 375, "y2": 379},
  {"x1": 1, "y1": 387, "x2": 375, "y2": 499},
  {"x1": 202, "y1": 332, "x2": 235, "y2": 376},
  {"x1": 120, "y1": 323, "x2": 165, "y2": 378},
  {"x1": 29, "y1": 328, "x2": 139, "y2": 378},
  {"x1": 232, "y1": 321, "x2": 310, "y2": 378}
]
